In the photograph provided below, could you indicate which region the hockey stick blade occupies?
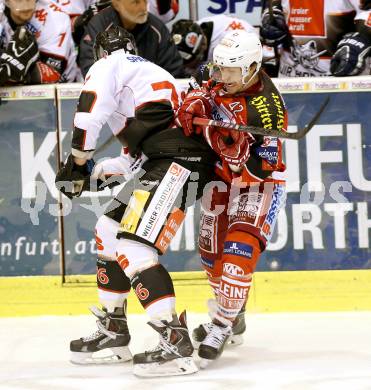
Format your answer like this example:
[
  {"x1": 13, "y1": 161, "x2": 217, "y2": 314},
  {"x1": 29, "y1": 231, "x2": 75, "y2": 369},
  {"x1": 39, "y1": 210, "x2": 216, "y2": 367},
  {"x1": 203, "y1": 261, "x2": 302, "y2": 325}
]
[{"x1": 193, "y1": 96, "x2": 330, "y2": 140}]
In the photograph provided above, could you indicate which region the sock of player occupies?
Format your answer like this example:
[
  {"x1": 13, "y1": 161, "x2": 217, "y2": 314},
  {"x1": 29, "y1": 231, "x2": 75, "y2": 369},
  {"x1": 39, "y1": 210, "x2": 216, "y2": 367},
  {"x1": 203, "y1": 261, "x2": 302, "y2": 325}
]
[
  {"x1": 200, "y1": 255, "x2": 223, "y2": 298},
  {"x1": 95, "y1": 215, "x2": 131, "y2": 312},
  {"x1": 214, "y1": 231, "x2": 261, "y2": 327},
  {"x1": 116, "y1": 238, "x2": 176, "y2": 322},
  {"x1": 97, "y1": 258, "x2": 131, "y2": 312}
]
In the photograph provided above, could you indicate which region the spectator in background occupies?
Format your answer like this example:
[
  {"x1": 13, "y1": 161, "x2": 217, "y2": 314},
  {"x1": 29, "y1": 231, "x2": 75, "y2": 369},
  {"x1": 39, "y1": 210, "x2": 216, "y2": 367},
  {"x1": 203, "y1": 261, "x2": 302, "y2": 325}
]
[
  {"x1": 260, "y1": 0, "x2": 371, "y2": 77},
  {"x1": 78, "y1": 0, "x2": 183, "y2": 77},
  {"x1": 171, "y1": 15, "x2": 256, "y2": 77},
  {"x1": 0, "y1": 0, "x2": 78, "y2": 85},
  {"x1": 148, "y1": 0, "x2": 178, "y2": 23}
]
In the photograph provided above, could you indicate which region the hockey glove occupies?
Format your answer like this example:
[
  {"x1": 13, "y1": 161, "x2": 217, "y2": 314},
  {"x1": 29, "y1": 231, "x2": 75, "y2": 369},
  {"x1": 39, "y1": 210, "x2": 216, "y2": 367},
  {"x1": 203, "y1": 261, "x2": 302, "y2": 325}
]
[
  {"x1": 26, "y1": 61, "x2": 61, "y2": 84},
  {"x1": 55, "y1": 154, "x2": 100, "y2": 199},
  {"x1": 72, "y1": 0, "x2": 112, "y2": 44},
  {"x1": 260, "y1": 6, "x2": 289, "y2": 46},
  {"x1": 176, "y1": 89, "x2": 212, "y2": 136},
  {"x1": 330, "y1": 32, "x2": 371, "y2": 76},
  {"x1": 0, "y1": 26, "x2": 39, "y2": 84},
  {"x1": 204, "y1": 127, "x2": 251, "y2": 168},
  {"x1": 360, "y1": 0, "x2": 371, "y2": 10}
]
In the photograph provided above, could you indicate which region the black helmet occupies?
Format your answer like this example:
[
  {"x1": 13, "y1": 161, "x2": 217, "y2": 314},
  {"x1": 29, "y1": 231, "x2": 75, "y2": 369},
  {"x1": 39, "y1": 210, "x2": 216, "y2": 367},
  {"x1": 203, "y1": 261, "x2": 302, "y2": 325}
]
[
  {"x1": 93, "y1": 25, "x2": 137, "y2": 61},
  {"x1": 171, "y1": 19, "x2": 206, "y2": 65}
]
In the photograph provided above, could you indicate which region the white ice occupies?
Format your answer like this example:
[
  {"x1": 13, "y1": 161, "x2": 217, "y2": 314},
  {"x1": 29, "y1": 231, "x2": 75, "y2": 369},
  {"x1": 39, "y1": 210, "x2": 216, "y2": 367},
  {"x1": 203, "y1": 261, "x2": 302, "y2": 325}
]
[{"x1": 0, "y1": 312, "x2": 370, "y2": 390}]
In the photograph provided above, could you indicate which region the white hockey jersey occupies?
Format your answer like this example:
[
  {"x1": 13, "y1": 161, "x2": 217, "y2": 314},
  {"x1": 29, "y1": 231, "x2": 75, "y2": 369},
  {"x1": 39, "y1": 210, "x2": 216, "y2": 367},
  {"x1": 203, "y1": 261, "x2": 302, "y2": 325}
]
[
  {"x1": 0, "y1": 0, "x2": 77, "y2": 81},
  {"x1": 279, "y1": 0, "x2": 371, "y2": 77},
  {"x1": 51, "y1": 0, "x2": 95, "y2": 17},
  {"x1": 73, "y1": 49, "x2": 181, "y2": 156},
  {"x1": 197, "y1": 15, "x2": 257, "y2": 62}
]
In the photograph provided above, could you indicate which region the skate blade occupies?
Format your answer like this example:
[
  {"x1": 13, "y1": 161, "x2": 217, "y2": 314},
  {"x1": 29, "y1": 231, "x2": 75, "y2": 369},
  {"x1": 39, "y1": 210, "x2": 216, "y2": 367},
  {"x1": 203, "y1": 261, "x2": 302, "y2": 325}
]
[
  {"x1": 70, "y1": 346, "x2": 132, "y2": 365},
  {"x1": 133, "y1": 357, "x2": 198, "y2": 377}
]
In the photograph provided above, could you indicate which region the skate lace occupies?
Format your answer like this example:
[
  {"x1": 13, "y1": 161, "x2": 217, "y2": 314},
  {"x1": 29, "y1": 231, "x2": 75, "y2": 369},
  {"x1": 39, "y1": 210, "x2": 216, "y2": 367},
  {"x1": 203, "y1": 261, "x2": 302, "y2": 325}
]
[
  {"x1": 81, "y1": 306, "x2": 118, "y2": 342},
  {"x1": 147, "y1": 326, "x2": 182, "y2": 358},
  {"x1": 203, "y1": 324, "x2": 232, "y2": 349}
]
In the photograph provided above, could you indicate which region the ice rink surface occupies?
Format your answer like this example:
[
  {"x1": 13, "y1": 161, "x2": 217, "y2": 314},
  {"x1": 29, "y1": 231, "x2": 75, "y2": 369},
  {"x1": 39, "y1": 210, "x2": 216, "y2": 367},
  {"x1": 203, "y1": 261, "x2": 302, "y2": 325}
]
[{"x1": 0, "y1": 312, "x2": 370, "y2": 390}]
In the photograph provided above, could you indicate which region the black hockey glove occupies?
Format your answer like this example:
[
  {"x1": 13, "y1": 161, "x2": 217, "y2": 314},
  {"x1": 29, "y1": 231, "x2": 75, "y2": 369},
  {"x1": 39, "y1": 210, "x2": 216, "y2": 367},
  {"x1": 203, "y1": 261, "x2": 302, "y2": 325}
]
[
  {"x1": 72, "y1": 0, "x2": 112, "y2": 44},
  {"x1": 0, "y1": 26, "x2": 39, "y2": 85},
  {"x1": 330, "y1": 32, "x2": 371, "y2": 76},
  {"x1": 360, "y1": 0, "x2": 371, "y2": 10},
  {"x1": 55, "y1": 154, "x2": 101, "y2": 199},
  {"x1": 260, "y1": 6, "x2": 289, "y2": 46}
]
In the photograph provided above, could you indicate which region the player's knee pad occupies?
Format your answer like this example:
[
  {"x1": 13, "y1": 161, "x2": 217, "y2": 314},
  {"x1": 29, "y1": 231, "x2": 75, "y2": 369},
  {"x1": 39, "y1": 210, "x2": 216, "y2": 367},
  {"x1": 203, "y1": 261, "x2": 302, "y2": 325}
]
[
  {"x1": 115, "y1": 238, "x2": 159, "y2": 279},
  {"x1": 130, "y1": 264, "x2": 175, "y2": 320},
  {"x1": 95, "y1": 215, "x2": 120, "y2": 259}
]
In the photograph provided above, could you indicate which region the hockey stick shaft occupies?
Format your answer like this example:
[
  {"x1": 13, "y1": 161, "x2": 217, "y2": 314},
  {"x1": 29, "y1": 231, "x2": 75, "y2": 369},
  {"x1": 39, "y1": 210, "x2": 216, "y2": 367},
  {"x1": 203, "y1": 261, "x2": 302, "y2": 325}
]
[{"x1": 193, "y1": 96, "x2": 330, "y2": 140}]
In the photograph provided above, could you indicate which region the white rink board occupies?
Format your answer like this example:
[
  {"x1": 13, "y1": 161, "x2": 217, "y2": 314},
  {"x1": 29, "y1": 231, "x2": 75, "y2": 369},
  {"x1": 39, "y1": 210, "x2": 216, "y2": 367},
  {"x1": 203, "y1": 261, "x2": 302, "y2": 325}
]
[{"x1": 0, "y1": 312, "x2": 371, "y2": 390}]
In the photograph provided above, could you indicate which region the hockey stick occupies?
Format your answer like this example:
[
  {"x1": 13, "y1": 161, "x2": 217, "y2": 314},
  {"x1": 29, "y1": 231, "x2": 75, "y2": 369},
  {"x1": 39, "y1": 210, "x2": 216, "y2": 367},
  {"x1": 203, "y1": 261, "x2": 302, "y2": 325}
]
[{"x1": 193, "y1": 95, "x2": 330, "y2": 140}]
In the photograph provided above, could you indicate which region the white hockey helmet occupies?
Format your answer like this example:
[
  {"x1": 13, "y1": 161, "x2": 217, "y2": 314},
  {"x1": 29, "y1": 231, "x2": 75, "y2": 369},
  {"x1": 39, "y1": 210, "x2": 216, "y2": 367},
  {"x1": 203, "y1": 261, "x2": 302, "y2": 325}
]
[{"x1": 212, "y1": 30, "x2": 263, "y2": 84}]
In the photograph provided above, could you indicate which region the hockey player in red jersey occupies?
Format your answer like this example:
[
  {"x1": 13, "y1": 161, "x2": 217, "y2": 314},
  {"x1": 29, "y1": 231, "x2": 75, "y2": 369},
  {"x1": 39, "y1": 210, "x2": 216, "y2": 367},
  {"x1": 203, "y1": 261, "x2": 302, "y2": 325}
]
[
  {"x1": 0, "y1": 0, "x2": 78, "y2": 84},
  {"x1": 260, "y1": 0, "x2": 371, "y2": 77},
  {"x1": 176, "y1": 30, "x2": 288, "y2": 367},
  {"x1": 55, "y1": 26, "x2": 217, "y2": 377}
]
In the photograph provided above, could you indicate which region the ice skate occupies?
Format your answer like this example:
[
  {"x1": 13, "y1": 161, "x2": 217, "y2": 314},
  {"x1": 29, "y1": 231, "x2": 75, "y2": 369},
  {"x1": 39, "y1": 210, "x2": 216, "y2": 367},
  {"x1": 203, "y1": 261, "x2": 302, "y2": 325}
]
[
  {"x1": 192, "y1": 299, "x2": 246, "y2": 348},
  {"x1": 198, "y1": 322, "x2": 232, "y2": 368},
  {"x1": 133, "y1": 311, "x2": 198, "y2": 377},
  {"x1": 70, "y1": 305, "x2": 132, "y2": 364}
]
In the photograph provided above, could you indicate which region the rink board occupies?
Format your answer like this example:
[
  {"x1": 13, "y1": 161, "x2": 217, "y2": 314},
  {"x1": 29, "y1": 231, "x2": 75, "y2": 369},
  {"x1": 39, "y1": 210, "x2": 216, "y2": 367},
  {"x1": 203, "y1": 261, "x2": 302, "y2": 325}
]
[
  {"x1": 1, "y1": 269, "x2": 371, "y2": 317},
  {"x1": 0, "y1": 77, "x2": 370, "y2": 277}
]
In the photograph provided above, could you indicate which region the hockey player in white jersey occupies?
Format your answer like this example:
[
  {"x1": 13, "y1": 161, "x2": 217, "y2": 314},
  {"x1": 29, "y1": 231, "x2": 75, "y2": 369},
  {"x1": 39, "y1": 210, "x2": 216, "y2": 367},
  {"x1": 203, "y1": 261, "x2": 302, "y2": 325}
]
[
  {"x1": 260, "y1": 0, "x2": 371, "y2": 77},
  {"x1": 171, "y1": 15, "x2": 256, "y2": 76},
  {"x1": 0, "y1": 0, "x2": 77, "y2": 84},
  {"x1": 51, "y1": 0, "x2": 111, "y2": 44},
  {"x1": 55, "y1": 26, "x2": 216, "y2": 377}
]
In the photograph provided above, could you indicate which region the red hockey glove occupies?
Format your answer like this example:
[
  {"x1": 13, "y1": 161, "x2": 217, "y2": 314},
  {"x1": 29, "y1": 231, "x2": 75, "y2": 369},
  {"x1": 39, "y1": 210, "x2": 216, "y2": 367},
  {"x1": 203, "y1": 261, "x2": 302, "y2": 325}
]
[
  {"x1": 176, "y1": 89, "x2": 212, "y2": 136},
  {"x1": 26, "y1": 61, "x2": 61, "y2": 84},
  {"x1": 205, "y1": 127, "x2": 251, "y2": 167}
]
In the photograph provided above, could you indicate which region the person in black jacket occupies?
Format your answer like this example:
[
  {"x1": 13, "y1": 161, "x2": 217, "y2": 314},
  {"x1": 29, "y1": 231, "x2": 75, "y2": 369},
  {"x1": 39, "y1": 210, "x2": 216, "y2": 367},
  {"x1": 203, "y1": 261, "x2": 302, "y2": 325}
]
[{"x1": 78, "y1": 0, "x2": 183, "y2": 77}]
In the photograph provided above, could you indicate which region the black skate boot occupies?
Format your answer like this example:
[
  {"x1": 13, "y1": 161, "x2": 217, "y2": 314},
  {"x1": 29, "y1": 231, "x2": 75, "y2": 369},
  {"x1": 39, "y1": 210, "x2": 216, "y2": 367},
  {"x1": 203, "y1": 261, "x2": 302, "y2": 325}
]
[
  {"x1": 133, "y1": 311, "x2": 198, "y2": 377},
  {"x1": 192, "y1": 299, "x2": 246, "y2": 348},
  {"x1": 70, "y1": 305, "x2": 132, "y2": 364},
  {"x1": 198, "y1": 321, "x2": 232, "y2": 368}
]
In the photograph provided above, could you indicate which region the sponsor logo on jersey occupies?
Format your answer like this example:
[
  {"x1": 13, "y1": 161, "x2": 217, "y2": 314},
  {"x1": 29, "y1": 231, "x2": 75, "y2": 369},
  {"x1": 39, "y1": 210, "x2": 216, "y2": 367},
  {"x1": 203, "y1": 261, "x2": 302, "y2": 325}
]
[
  {"x1": 201, "y1": 257, "x2": 214, "y2": 269},
  {"x1": 229, "y1": 192, "x2": 263, "y2": 226},
  {"x1": 256, "y1": 137, "x2": 279, "y2": 165},
  {"x1": 126, "y1": 55, "x2": 148, "y2": 63},
  {"x1": 199, "y1": 211, "x2": 217, "y2": 253},
  {"x1": 261, "y1": 184, "x2": 285, "y2": 237},
  {"x1": 223, "y1": 262, "x2": 245, "y2": 276},
  {"x1": 219, "y1": 280, "x2": 248, "y2": 300},
  {"x1": 223, "y1": 242, "x2": 253, "y2": 260},
  {"x1": 120, "y1": 189, "x2": 151, "y2": 234},
  {"x1": 136, "y1": 163, "x2": 190, "y2": 243}
]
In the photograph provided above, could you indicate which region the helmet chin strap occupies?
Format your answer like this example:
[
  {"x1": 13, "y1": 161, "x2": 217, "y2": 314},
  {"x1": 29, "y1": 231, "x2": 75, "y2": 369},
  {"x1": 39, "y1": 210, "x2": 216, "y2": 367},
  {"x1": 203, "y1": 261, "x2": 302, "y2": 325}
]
[{"x1": 241, "y1": 63, "x2": 259, "y2": 86}]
